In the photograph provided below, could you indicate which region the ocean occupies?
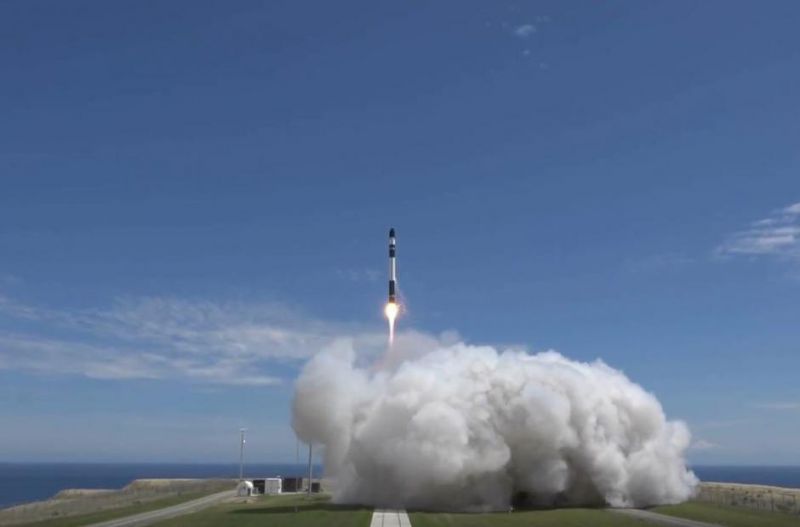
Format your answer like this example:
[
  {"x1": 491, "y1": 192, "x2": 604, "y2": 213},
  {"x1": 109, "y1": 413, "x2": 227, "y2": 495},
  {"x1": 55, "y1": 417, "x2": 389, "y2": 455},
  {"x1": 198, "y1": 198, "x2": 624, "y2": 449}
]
[{"x1": 1, "y1": 463, "x2": 799, "y2": 510}]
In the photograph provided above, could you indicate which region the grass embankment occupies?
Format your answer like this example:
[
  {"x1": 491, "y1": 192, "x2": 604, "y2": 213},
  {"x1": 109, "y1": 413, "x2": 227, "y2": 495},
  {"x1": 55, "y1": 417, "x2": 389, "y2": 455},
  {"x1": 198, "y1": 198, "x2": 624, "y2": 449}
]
[
  {"x1": 150, "y1": 494, "x2": 372, "y2": 527},
  {"x1": 652, "y1": 501, "x2": 800, "y2": 527},
  {"x1": 409, "y1": 508, "x2": 657, "y2": 527},
  {"x1": 13, "y1": 491, "x2": 220, "y2": 527}
]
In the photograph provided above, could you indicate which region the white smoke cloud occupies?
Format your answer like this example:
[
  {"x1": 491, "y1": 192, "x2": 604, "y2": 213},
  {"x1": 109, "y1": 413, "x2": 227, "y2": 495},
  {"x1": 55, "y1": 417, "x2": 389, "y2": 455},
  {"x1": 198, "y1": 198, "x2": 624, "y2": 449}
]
[{"x1": 292, "y1": 335, "x2": 697, "y2": 510}]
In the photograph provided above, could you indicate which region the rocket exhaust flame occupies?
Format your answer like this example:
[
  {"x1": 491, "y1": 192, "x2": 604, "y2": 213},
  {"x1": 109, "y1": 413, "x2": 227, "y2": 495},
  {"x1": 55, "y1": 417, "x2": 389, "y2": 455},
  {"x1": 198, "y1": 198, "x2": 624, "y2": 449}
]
[{"x1": 384, "y1": 301, "x2": 398, "y2": 344}]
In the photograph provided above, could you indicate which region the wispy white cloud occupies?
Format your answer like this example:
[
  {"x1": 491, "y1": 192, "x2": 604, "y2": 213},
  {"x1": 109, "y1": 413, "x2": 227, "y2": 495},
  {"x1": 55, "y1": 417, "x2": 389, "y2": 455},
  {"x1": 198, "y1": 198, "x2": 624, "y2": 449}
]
[
  {"x1": 513, "y1": 24, "x2": 536, "y2": 38},
  {"x1": 0, "y1": 296, "x2": 400, "y2": 386},
  {"x1": 690, "y1": 439, "x2": 719, "y2": 450},
  {"x1": 0, "y1": 328, "x2": 285, "y2": 386},
  {"x1": 716, "y1": 202, "x2": 800, "y2": 259},
  {"x1": 785, "y1": 202, "x2": 800, "y2": 215},
  {"x1": 0, "y1": 333, "x2": 162, "y2": 380}
]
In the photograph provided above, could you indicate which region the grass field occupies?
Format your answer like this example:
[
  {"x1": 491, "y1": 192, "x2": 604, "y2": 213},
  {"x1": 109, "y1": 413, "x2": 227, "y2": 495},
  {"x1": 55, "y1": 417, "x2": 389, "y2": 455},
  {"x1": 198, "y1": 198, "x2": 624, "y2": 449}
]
[
  {"x1": 150, "y1": 495, "x2": 645, "y2": 527},
  {"x1": 33, "y1": 491, "x2": 795, "y2": 527},
  {"x1": 409, "y1": 508, "x2": 654, "y2": 526},
  {"x1": 652, "y1": 501, "x2": 800, "y2": 527},
  {"x1": 12, "y1": 491, "x2": 225, "y2": 527},
  {"x1": 150, "y1": 493, "x2": 372, "y2": 527}
]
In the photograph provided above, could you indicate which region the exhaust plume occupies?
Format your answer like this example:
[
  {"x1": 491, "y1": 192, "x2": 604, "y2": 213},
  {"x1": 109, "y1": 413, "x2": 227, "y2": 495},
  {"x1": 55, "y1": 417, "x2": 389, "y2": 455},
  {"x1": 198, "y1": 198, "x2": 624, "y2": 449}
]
[
  {"x1": 384, "y1": 302, "x2": 399, "y2": 345},
  {"x1": 292, "y1": 336, "x2": 697, "y2": 510}
]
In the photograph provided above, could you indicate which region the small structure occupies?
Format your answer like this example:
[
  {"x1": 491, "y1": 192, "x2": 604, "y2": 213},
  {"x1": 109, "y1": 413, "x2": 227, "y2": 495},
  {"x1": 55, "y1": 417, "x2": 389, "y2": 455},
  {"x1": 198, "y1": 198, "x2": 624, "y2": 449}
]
[
  {"x1": 281, "y1": 477, "x2": 303, "y2": 493},
  {"x1": 237, "y1": 480, "x2": 255, "y2": 497},
  {"x1": 252, "y1": 478, "x2": 282, "y2": 495}
]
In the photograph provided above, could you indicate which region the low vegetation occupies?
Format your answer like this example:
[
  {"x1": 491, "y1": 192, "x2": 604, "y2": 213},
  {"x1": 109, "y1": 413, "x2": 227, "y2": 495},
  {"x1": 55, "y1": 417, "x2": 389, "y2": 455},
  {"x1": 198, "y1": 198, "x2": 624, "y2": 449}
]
[
  {"x1": 0, "y1": 479, "x2": 234, "y2": 526},
  {"x1": 17, "y1": 489, "x2": 800, "y2": 527},
  {"x1": 7, "y1": 491, "x2": 219, "y2": 527},
  {"x1": 652, "y1": 501, "x2": 800, "y2": 527},
  {"x1": 150, "y1": 493, "x2": 372, "y2": 527}
]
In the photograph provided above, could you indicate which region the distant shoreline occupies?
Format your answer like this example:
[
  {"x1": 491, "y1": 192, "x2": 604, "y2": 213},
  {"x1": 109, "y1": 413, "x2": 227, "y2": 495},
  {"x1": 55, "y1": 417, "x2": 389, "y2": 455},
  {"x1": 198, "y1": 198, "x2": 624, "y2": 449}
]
[
  {"x1": 2, "y1": 477, "x2": 799, "y2": 526},
  {"x1": 1, "y1": 463, "x2": 799, "y2": 511},
  {"x1": 0, "y1": 462, "x2": 321, "y2": 510}
]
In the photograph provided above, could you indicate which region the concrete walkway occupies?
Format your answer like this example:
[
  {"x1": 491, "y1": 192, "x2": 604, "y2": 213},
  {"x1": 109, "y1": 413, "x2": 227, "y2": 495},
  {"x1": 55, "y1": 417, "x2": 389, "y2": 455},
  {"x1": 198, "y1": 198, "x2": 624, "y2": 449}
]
[
  {"x1": 85, "y1": 490, "x2": 235, "y2": 527},
  {"x1": 613, "y1": 508, "x2": 723, "y2": 527},
  {"x1": 370, "y1": 509, "x2": 411, "y2": 527}
]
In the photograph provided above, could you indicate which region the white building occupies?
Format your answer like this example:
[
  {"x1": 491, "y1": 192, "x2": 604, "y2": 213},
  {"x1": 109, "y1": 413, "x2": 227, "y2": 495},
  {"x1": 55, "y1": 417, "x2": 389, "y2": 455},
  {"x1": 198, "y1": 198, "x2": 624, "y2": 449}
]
[
  {"x1": 263, "y1": 477, "x2": 282, "y2": 495},
  {"x1": 237, "y1": 480, "x2": 255, "y2": 497}
]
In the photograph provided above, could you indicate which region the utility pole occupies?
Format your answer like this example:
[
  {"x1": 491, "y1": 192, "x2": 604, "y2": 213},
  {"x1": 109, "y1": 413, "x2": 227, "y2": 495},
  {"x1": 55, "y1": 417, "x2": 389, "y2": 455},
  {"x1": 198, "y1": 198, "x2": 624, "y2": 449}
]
[
  {"x1": 307, "y1": 443, "x2": 313, "y2": 497},
  {"x1": 239, "y1": 428, "x2": 247, "y2": 482}
]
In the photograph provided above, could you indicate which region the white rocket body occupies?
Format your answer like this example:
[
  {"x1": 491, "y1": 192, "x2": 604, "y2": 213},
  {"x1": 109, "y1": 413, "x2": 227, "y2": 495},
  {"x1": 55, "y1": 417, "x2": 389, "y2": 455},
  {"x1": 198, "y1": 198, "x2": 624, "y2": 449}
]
[{"x1": 388, "y1": 228, "x2": 397, "y2": 303}]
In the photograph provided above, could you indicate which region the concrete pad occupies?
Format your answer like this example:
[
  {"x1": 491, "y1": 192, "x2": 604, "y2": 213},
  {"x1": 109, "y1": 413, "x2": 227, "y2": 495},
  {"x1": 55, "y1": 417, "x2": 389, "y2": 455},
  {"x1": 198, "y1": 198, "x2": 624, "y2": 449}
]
[{"x1": 370, "y1": 509, "x2": 411, "y2": 527}]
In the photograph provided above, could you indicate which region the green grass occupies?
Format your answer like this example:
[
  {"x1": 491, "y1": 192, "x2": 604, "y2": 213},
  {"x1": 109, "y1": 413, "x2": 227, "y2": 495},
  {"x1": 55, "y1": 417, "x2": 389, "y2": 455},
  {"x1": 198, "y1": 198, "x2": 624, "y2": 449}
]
[
  {"x1": 153, "y1": 495, "x2": 652, "y2": 527},
  {"x1": 652, "y1": 501, "x2": 800, "y2": 527},
  {"x1": 409, "y1": 508, "x2": 656, "y2": 527},
  {"x1": 44, "y1": 490, "x2": 796, "y2": 527},
  {"x1": 150, "y1": 493, "x2": 372, "y2": 527},
  {"x1": 16, "y1": 490, "x2": 225, "y2": 527}
]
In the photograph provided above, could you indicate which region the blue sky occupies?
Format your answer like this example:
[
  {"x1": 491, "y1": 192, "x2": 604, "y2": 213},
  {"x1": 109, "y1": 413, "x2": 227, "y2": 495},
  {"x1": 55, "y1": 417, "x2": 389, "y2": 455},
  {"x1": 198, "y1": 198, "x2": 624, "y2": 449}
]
[{"x1": 1, "y1": 0, "x2": 799, "y2": 464}]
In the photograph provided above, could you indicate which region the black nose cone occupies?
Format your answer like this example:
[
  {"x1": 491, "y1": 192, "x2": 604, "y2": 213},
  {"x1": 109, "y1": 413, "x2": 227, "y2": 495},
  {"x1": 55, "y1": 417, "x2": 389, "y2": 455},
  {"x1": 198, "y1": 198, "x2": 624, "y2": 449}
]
[{"x1": 389, "y1": 228, "x2": 395, "y2": 237}]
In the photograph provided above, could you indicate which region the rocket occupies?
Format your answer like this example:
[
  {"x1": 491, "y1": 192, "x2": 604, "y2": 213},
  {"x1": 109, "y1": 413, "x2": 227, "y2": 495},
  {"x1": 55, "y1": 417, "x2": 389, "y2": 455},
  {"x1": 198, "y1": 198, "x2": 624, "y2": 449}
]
[
  {"x1": 388, "y1": 228, "x2": 397, "y2": 303},
  {"x1": 384, "y1": 228, "x2": 400, "y2": 342}
]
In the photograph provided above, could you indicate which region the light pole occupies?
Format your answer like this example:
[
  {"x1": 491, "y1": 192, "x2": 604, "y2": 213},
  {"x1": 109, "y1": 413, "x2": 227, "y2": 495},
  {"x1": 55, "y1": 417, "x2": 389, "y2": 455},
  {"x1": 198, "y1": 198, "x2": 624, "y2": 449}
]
[
  {"x1": 307, "y1": 443, "x2": 313, "y2": 497},
  {"x1": 239, "y1": 428, "x2": 247, "y2": 482}
]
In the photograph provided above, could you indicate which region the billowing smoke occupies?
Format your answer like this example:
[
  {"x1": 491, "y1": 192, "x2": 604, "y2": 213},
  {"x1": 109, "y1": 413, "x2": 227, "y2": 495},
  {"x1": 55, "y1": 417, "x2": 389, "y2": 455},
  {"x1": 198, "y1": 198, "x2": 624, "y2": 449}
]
[{"x1": 292, "y1": 335, "x2": 697, "y2": 510}]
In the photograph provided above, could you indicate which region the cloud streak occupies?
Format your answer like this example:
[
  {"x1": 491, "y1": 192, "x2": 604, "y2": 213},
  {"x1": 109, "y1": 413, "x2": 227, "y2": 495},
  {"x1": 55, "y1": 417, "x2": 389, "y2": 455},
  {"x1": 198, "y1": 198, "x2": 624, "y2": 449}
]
[
  {"x1": 690, "y1": 439, "x2": 718, "y2": 450},
  {"x1": 0, "y1": 295, "x2": 394, "y2": 386},
  {"x1": 716, "y1": 202, "x2": 800, "y2": 259},
  {"x1": 513, "y1": 24, "x2": 536, "y2": 38}
]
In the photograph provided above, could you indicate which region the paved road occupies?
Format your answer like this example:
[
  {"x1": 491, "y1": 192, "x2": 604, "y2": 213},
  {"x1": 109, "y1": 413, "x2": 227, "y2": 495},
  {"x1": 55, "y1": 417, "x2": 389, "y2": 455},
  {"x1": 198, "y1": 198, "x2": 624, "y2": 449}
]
[
  {"x1": 370, "y1": 509, "x2": 411, "y2": 527},
  {"x1": 85, "y1": 490, "x2": 236, "y2": 527},
  {"x1": 613, "y1": 508, "x2": 723, "y2": 527}
]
